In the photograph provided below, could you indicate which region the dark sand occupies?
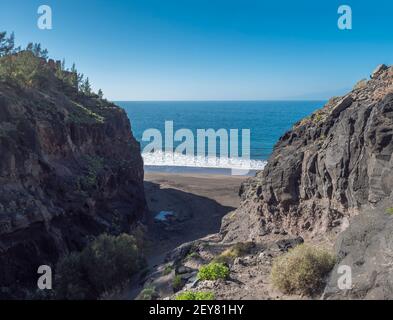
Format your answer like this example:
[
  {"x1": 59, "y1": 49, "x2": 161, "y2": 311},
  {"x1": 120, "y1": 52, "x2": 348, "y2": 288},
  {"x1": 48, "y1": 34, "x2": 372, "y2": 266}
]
[
  {"x1": 144, "y1": 172, "x2": 247, "y2": 261},
  {"x1": 123, "y1": 172, "x2": 247, "y2": 299}
]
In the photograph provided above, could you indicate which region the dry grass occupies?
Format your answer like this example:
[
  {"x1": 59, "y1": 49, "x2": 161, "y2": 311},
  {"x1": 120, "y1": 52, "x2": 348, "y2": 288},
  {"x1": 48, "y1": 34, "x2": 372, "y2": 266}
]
[
  {"x1": 270, "y1": 244, "x2": 335, "y2": 295},
  {"x1": 213, "y1": 242, "x2": 253, "y2": 264}
]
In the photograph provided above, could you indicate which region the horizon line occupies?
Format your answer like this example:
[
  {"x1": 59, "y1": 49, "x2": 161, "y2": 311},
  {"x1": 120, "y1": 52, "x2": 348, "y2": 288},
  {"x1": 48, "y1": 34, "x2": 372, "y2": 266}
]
[{"x1": 112, "y1": 99, "x2": 328, "y2": 102}]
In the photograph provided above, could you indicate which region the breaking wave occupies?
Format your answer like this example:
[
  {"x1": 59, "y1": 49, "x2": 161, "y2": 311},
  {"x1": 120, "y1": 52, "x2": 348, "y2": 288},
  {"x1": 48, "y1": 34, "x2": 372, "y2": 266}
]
[{"x1": 142, "y1": 151, "x2": 267, "y2": 170}]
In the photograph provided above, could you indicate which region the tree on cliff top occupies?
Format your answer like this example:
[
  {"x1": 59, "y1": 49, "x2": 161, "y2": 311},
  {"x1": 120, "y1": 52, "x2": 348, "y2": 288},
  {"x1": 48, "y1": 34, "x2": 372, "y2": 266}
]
[
  {"x1": 0, "y1": 31, "x2": 17, "y2": 57},
  {"x1": 98, "y1": 89, "x2": 104, "y2": 99},
  {"x1": 0, "y1": 31, "x2": 103, "y2": 98},
  {"x1": 25, "y1": 42, "x2": 48, "y2": 59},
  {"x1": 80, "y1": 77, "x2": 92, "y2": 96}
]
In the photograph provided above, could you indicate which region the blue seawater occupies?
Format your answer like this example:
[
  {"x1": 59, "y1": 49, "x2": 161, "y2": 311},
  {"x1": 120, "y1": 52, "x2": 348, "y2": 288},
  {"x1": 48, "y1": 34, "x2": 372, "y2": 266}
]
[{"x1": 117, "y1": 101, "x2": 324, "y2": 173}]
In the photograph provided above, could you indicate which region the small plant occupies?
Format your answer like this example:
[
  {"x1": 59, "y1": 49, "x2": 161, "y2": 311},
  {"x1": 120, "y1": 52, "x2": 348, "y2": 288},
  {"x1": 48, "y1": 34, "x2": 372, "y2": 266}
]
[
  {"x1": 185, "y1": 251, "x2": 200, "y2": 260},
  {"x1": 175, "y1": 291, "x2": 215, "y2": 300},
  {"x1": 197, "y1": 263, "x2": 230, "y2": 281},
  {"x1": 139, "y1": 285, "x2": 157, "y2": 300},
  {"x1": 312, "y1": 111, "x2": 325, "y2": 124},
  {"x1": 163, "y1": 265, "x2": 173, "y2": 275},
  {"x1": 270, "y1": 244, "x2": 335, "y2": 295},
  {"x1": 213, "y1": 242, "x2": 253, "y2": 264},
  {"x1": 386, "y1": 208, "x2": 393, "y2": 215},
  {"x1": 173, "y1": 274, "x2": 183, "y2": 291},
  {"x1": 353, "y1": 78, "x2": 368, "y2": 90}
]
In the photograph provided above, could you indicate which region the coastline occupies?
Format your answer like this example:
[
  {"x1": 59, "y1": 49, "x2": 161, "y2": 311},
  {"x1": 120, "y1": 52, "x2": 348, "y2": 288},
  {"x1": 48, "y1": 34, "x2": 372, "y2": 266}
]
[
  {"x1": 144, "y1": 171, "x2": 247, "y2": 210},
  {"x1": 145, "y1": 165, "x2": 258, "y2": 177}
]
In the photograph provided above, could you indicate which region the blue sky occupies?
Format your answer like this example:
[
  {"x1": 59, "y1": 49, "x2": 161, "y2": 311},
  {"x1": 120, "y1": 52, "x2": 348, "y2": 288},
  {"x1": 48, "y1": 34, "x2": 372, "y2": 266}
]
[{"x1": 1, "y1": 0, "x2": 393, "y2": 100}]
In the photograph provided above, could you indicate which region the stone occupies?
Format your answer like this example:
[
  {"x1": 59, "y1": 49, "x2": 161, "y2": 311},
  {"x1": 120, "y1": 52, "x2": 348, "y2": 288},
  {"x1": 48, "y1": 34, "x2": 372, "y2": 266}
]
[
  {"x1": 176, "y1": 265, "x2": 194, "y2": 274},
  {"x1": 371, "y1": 64, "x2": 388, "y2": 79},
  {"x1": 275, "y1": 237, "x2": 304, "y2": 252},
  {"x1": 180, "y1": 272, "x2": 196, "y2": 280}
]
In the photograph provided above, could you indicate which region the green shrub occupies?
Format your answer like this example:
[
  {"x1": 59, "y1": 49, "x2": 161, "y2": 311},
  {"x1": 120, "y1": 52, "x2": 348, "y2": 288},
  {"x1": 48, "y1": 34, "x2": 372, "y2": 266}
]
[
  {"x1": 55, "y1": 252, "x2": 92, "y2": 300},
  {"x1": 175, "y1": 291, "x2": 215, "y2": 300},
  {"x1": 0, "y1": 51, "x2": 51, "y2": 88},
  {"x1": 138, "y1": 285, "x2": 157, "y2": 300},
  {"x1": 163, "y1": 265, "x2": 173, "y2": 275},
  {"x1": 312, "y1": 111, "x2": 325, "y2": 124},
  {"x1": 82, "y1": 233, "x2": 142, "y2": 292},
  {"x1": 197, "y1": 263, "x2": 230, "y2": 281},
  {"x1": 173, "y1": 274, "x2": 183, "y2": 291},
  {"x1": 270, "y1": 244, "x2": 335, "y2": 295},
  {"x1": 185, "y1": 251, "x2": 200, "y2": 260},
  {"x1": 55, "y1": 233, "x2": 144, "y2": 299},
  {"x1": 386, "y1": 208, "x2": 393, "y2": 215}
]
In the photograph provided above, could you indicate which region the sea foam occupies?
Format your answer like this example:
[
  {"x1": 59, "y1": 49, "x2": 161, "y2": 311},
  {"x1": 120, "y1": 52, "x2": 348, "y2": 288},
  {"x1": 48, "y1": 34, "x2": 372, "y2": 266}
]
[{"x1": 142, "y1": 151, "x2": 267, "y2": 170}]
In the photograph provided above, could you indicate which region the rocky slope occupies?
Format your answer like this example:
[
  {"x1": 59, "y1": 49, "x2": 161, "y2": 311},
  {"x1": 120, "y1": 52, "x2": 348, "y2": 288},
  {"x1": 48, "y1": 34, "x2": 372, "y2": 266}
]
[
  {"x1": 138, "y1": 65, "x2": 393, "y2": 301},
  {"x1": 0, "y1": 59, "x2": 146, "y2": 298},
  {"x1": 221, "y1": 64, "x2": 393, "y2": 243}
]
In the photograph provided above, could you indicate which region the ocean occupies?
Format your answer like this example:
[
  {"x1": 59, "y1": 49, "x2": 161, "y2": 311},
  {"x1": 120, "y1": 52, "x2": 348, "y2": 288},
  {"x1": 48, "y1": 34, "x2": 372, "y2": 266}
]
[{"x1": 118, "y1": 101, "x2": 324, "y2": 174}]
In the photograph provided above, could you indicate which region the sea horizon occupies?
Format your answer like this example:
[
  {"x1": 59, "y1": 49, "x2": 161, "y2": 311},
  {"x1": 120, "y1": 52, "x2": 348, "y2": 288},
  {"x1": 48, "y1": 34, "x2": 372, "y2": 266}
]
[
  {"x1": 118, "y1": 100, "x2": 326, "y2": 174},
  {"x1": 114, "y1": 99, "x2": 328, "y2": 103}
]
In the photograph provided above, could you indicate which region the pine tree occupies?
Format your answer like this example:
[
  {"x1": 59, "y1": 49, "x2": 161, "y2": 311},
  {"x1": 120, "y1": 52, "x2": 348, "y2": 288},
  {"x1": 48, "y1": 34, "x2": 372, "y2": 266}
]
[
  {"x1": 26, "y1": 42, "x2": 33, "y2": 52},
  {"x1": 4, "y1": 32, "x2": 14, "y2": 55},
  {"x1": 69, "y1": 63, "x2": 78, "y2": 89},
  {"x1": 81, "y1": 77, "x2": 92, "y2": 96},
  {"x1": 0, "y1": 32, "x2": 7, "y2": 57},
  {"x1": 97, "y1": 89, "x2": 104, "y2": 99},
  {"x1": 77, "y1": 72, "x2": 84, "y2": 91},
  {"x1": 25, "y1": 42, "x2": 49, "y2": 59},
  {"x1": 71, "y1": 63, "x2": 77, "y2": 73},
  {"x1": 0, "y1": 31, "x2": 15, "y2": 56}
]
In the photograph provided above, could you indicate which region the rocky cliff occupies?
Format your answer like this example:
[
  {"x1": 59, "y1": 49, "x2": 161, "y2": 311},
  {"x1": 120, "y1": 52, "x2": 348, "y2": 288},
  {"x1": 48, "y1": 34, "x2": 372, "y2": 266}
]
[
  {"x1": 221, "y1": 64, "x2": 393, "y2": 244},
  {"x1": 323, "y1": 200, "x2": 393, "y2": 299},
  {"x1": 217, "y1": 64, "x2": 393, "y2": 299},
  {"x1": 0, "y1": 60, "x2": 146, "y2": 297}
]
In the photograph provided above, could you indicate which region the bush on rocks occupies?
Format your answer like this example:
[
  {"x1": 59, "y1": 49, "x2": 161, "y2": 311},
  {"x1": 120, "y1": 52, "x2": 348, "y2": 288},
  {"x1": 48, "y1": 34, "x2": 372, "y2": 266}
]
[
  {"x1": 197, "y1": 262, "x2": 230, "y2": 281},
  {"x1": 270, "y1": 244, "x2": 335, "y2": 295}
]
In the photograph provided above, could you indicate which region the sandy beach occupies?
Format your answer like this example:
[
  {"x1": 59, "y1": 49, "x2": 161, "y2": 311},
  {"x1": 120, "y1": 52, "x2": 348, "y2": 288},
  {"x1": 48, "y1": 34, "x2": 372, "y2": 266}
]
[
  {"x1": 144, "y1": 172, "x2": 247, "y2": 258},
  {"x1": 124, "y1": 172, "x2": 247, "y2": 299}
]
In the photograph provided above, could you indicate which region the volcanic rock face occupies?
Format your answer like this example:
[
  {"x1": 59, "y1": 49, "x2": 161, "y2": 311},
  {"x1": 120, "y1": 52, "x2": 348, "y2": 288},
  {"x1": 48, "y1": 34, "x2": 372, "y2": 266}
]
[
  {"x1": 0, "y1": 69, "x2": 146, "y2": 296},
  {"x1": 323, "y1": 201, "x2": 393, "y2": 299},
  {"x1": 221, "y1": 65, "x2": 393, "y2": 242}
]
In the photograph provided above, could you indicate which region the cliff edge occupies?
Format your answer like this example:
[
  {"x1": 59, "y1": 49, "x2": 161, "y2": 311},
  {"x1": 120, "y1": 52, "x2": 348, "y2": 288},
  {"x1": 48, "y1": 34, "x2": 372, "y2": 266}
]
[
  {"x1": 0, "y1": 55, "x2": 146, "y2": 297},
  {"x1": 221, "y1": 64, "x2": 393, "y2": 244}
]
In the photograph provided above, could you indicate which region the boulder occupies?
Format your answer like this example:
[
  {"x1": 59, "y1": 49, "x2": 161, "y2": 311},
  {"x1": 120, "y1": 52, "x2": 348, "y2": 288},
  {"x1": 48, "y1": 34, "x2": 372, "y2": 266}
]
[
  {"x1": 371, "y1": 64, "x2": 388, "y2": 79},
  {"x1": 323, "y1": 202, "x2": 393, "y2": 299}
]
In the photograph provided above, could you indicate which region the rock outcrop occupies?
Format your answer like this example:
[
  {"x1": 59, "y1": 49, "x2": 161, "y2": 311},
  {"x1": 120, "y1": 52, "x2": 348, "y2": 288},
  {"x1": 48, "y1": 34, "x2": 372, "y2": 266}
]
[
  {"x1": 218, "y1": 65, "x2": 393, "y2": 299},
  {"x1": 323, "y1": 201, "x2": 393, "y2": 299},
  {"x1": 0, "y1": 61, "x2": 146, "y2": 297},
  {"x1": 221, "y1": 65, "x2": 393, "y2": 243}
]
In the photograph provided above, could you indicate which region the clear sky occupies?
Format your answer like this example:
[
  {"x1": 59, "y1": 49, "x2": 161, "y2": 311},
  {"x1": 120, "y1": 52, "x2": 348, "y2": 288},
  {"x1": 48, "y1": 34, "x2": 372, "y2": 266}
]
[{"x1": 1, "y1": 0, "x2": 393, "y2": 100}]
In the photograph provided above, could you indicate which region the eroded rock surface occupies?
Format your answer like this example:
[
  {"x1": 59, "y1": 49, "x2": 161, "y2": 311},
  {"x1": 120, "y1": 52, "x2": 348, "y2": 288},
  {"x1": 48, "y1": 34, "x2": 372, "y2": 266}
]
[
  {"x1": 222, "y1": 66, "x2": 393, "y2": 242},
  {"x1": 323, "y1": 201, "x2": 393, "y2": 299},
  {"x1": 0, "y1": 63, "x2": 146, "y2": 297}
]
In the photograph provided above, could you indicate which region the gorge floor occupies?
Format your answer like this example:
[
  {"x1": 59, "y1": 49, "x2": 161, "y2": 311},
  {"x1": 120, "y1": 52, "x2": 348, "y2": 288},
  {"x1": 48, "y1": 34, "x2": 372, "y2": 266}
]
[{"x1": 122, "y1": 172, "x2": 246, "y2": 299}]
